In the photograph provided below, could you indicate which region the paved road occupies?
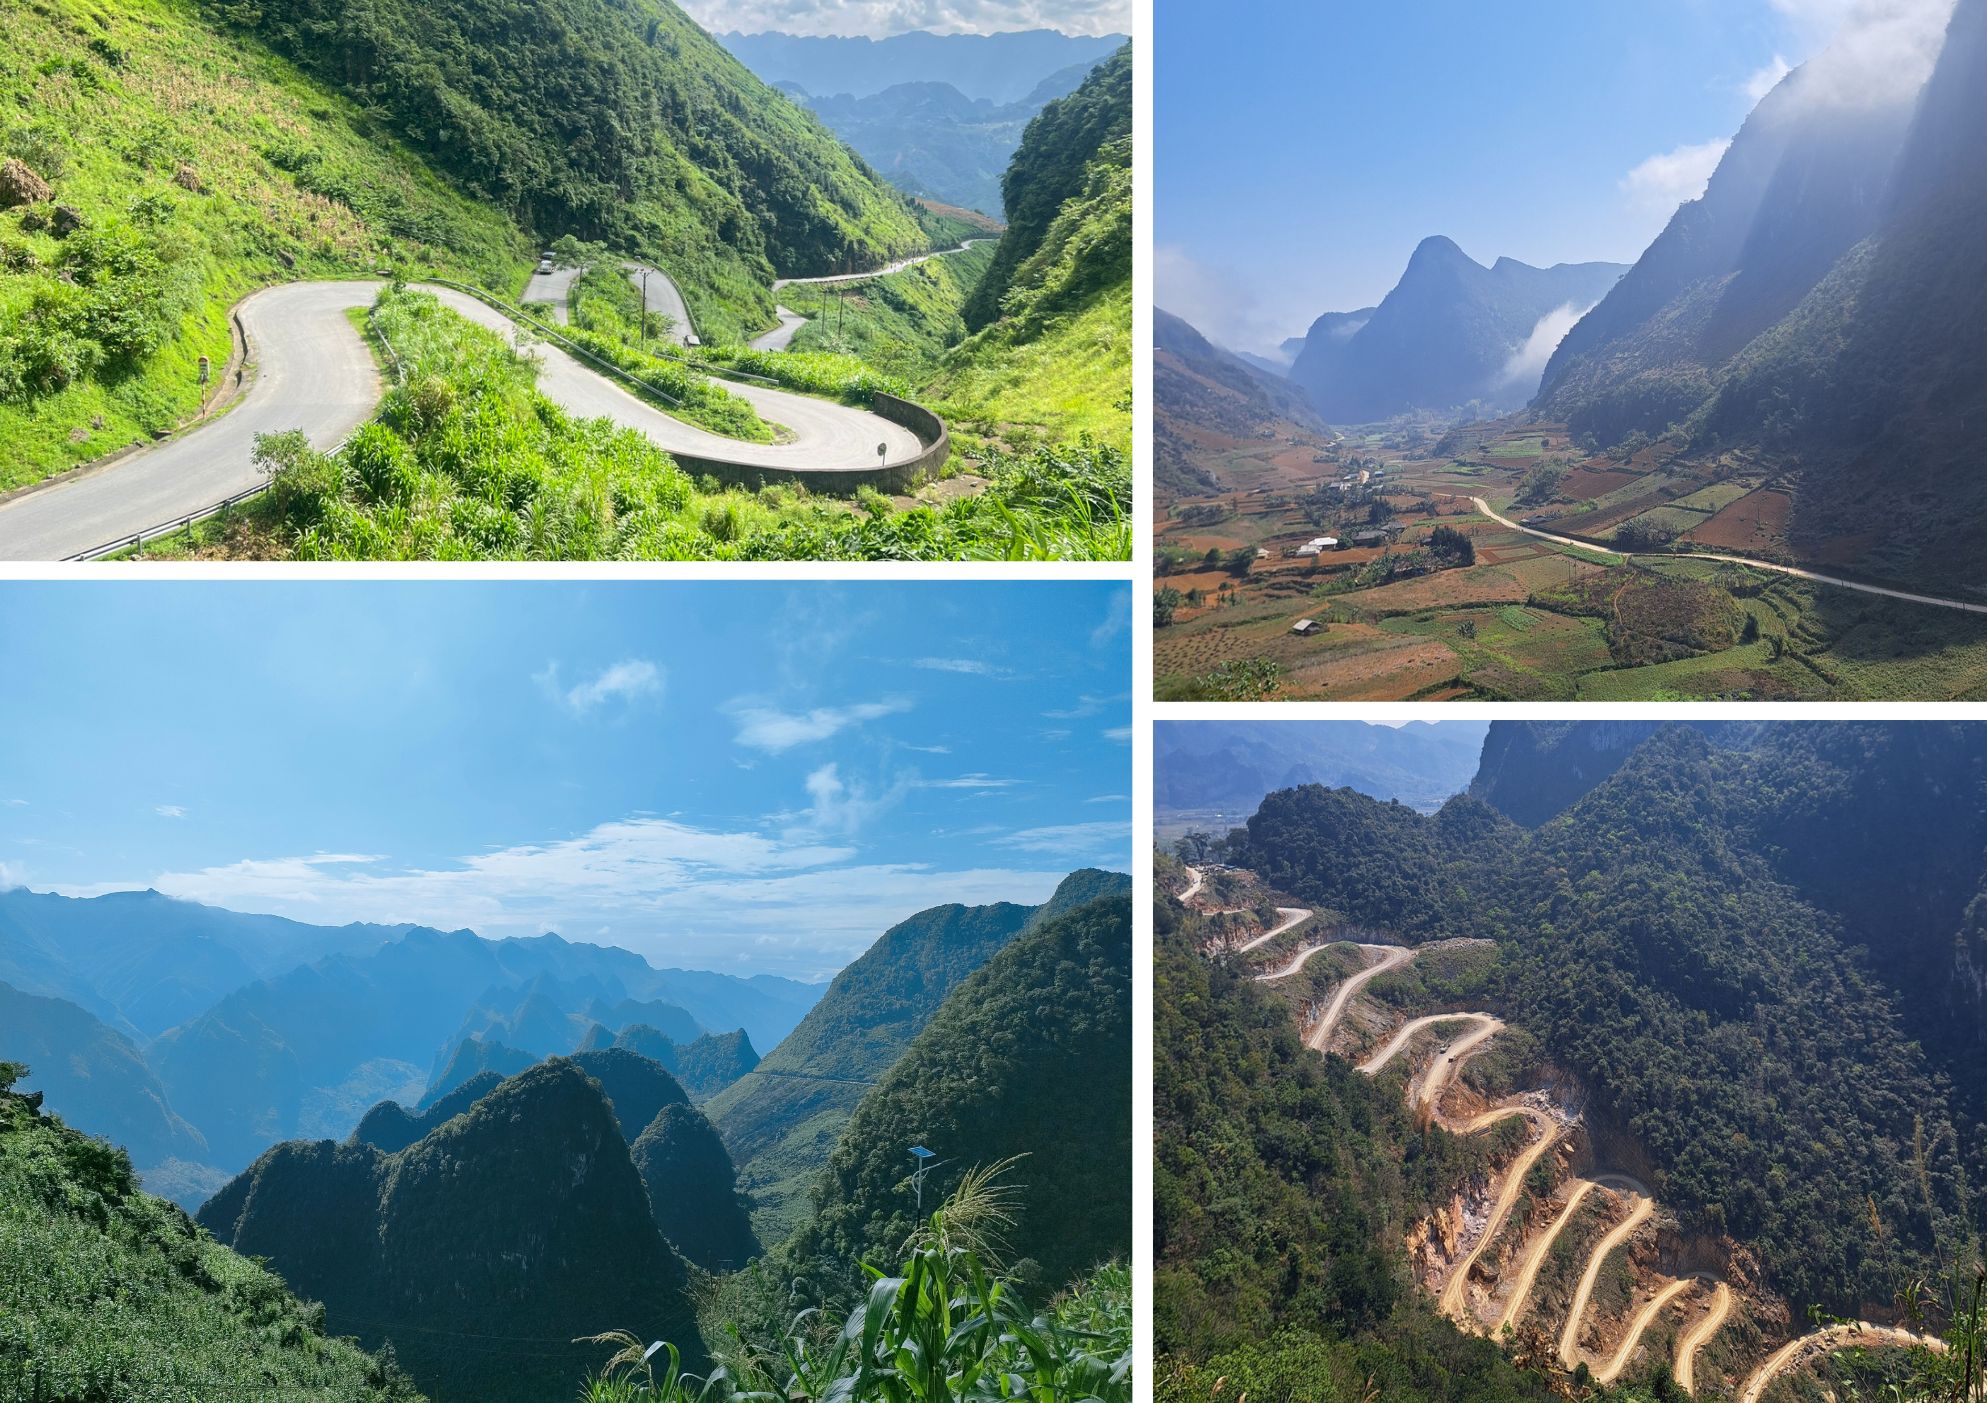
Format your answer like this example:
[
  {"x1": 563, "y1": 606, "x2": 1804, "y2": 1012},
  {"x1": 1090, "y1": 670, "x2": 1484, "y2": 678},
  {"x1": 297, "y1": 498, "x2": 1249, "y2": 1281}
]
[
  {"x1": 0, "y1": 283, "x2": 380, "y2": 560},
  {"x1": 520, "y1": 262, "x2": 696, "y2": 345},
  {"x1": 752, "y1": 238, "x2": 993, "y2": 352},
  {"x1": 0, "y1": 281, "x2": 921, "y2": 559},
  {"x1": 771, "y1": 237, "x2": 992, "y2": 291},
  {"x1": 1464, "y1": 493, "x2": 1987, "y2": 616}
]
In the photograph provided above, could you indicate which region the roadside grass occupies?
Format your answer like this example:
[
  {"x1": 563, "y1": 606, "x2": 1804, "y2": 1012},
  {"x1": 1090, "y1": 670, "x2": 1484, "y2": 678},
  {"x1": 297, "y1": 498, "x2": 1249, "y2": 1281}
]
[
  {"x1": 137, "y1": 287, "x2": 1128, "y2": 561},
  {"x1": 0, "y1": 0, "x2": 528, "y2": 490},
  {"x1": 787, "y1": 239, "x2": 996, "y2": 381},
  {"x1": 928, "y1": 280, "x2": 1131, "y2": 455}
]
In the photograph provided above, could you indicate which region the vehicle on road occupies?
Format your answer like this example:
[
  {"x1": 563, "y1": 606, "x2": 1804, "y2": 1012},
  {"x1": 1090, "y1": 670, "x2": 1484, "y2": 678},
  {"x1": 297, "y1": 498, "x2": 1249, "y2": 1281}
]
[{"x1": 537, "y1": 254, "x2": 555, "y2": 274}]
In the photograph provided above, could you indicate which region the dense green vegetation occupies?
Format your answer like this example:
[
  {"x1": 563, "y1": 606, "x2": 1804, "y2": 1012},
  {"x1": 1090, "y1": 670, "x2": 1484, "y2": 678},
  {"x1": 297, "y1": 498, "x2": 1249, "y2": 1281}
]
[
  {"x1": 631, "y1": 1103, "x2": 759, "y2": 1272},
  {"x1": 1154, "y1": 911, "x2": 1563, "y2": 1403},
  {"x1": 792, "y1": 894, "x2": 1132, "y2": 1293},
  {"x1": 582, "y1": 1198, "x2": 1131, "y2": 1403},
  {"x1": 200, "y1": 0, "x2": 928, "y2": 344},
  {"x1": 707, "y1": 896, "x2": 1037, "y2": 1244},
  {"x1": 0, "y1": 0, "x2": 528, "y2": 487},
  {"x1": 788, "y1": 240, "x2": 997, "y2": 380},
  {"x1": 0, "y1": 1062, "x2": 424, "y2": 1401},
  {"x1": 1226, "y1": 723, "x2": 1986, "y2": 1317},
  {"x1": 200, "y1": 1058, "x2": 704, "y2": 1403},
  {"x1": 963, "y1": 45, "x2": 1126, "y2": 333},
  {"x1": 578, "y1": 1024, "x2": 761, "y2": 1101}
]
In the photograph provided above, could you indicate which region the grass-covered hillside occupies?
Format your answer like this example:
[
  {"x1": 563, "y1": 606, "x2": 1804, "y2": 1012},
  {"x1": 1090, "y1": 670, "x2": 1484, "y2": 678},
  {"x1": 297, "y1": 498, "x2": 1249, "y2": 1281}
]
[
  {"x1": 0, "y1": 0, "x2": 530, "y2": 488},
  {"x1": 787, "y1": 238, "x2": 997, "y2": 379},
  {"x1": 209, "y1": 0, "x2": 929, "y2": 344},
  {"x1": 0, "y1": 1061, "x2": 424, "y2": 1401},
  {"x1": 934, "y1": 44, "x2": 1131, "y2": 453}
]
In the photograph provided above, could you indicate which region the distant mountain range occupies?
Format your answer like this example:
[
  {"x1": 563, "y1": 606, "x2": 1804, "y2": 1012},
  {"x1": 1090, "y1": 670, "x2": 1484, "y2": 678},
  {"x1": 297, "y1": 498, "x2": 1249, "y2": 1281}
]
[
  {"x1": 1154, "y1": 308, "x2": 1329, "y2": 495},
  {"x1": 0, "y1": 887, "x2": 824, "y2": 1198},
  {"x1": 1540, "y1": 0, "x2": 1987, "y2": 590},
  {"x1": 783, "y1": 61, "x2": 1097, "y2": 216},
  {"x1": 1288, "y1": 237, "x2": 1628, "y2": 423},
  {"x1": 718, "y1": 29, "x2": 1126, "y2": 104},
  {"x1": 1156, "y1": 719, "x2": 1490, "y2": 818}
]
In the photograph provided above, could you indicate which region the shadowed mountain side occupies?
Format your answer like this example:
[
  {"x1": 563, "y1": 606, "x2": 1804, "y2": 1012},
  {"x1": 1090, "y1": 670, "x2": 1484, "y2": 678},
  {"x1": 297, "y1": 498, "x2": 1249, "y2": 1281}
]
[
  {"x1": 632, "y1": 1102, "x2": 759, "y2": 1272},
  {"x1": 200, "y1": 1060, "x2": 702, "y2": 1403},
  {"x1": 790, "y1": 893, "x2": 1132, "y2": 1293}
]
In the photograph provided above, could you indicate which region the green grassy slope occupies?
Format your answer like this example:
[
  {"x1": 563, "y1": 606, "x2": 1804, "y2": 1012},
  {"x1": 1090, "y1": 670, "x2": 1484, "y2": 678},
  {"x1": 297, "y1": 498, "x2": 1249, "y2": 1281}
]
[
  {"x1": 930, "y1": 46, "x2": 1131, "y2": 453},
  {"x1": 787, "y1": 238, "x2": 996, "y2": 379},
  {"x1": 0, "y1": 1062, "x2": 424, "y2": 1401},
  {"x1": 0, "y1": 0, "x2": 530, "y2": 489},
  {"x1": 209, "y1": 0, "x2": 930, "y2": 344}
]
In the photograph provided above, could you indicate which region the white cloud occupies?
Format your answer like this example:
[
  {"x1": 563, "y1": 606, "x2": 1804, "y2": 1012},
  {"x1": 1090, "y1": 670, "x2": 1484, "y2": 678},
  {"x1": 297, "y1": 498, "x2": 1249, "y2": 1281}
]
[
  {"x1": 549, "y1": 659, "x2": 663, "y2": 714},
  {"x1": 0, "y1": 860, "x2": 23, "y2": 889},
  {"x1": 992, "y1": 819, "x2": 1131, "y2": 855},
  {"x1": 726, "y1": 697, "x2": 912, "y2": 752},
  {"x1": 910, "y1": 657, "x2": 1009, "y2": 676},
  {"x1": 1764, "y1": 0, "x2": 1955, "y2": 111},
  {"x1": 1497, "y1": 302, "x2": 1596, "y2": 393},
  {"x1": 2, "y1": 798, "x2": 25, "y2": 807},
  {"x1": 1744, "y1": 53, "x2": 1794, "y2": 100},
  {"x1": 675, "y1": 0, "x2": 1129, "y2": 40},
  {"x1": 1621, "y1": 138, "x2": 1732, "y2": 217},
  {"x1": 1085, "y1": 793, "x2": 1130, "y2": 804},
  {"x1": 1091, "y1": 589, "x2": 1132, "y2": 647},
  {"x1": 1156, "y1": 244, "x2": 1312, "y2": 357},
  {"x1": 1103, "y1": 725, "x2": 1132, "y2": 744},
  {"x1": 919, "y1": 774, "x2": 1018, "y2": 789},
  {"x1": 154, "y1": 805, "x2": 187, "y2": 820}
]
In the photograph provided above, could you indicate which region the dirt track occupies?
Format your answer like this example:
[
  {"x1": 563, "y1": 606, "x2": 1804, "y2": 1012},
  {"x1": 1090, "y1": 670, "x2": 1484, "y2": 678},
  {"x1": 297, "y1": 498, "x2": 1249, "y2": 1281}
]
[
  {"x1": 1559, "y1": 1187, "x2": 1655, "y2": 1369},
  {"x1": 1595, "y1": 1276, "x2": 1697, "y2": 1384},
  {"x1": 1235, "y1": 906, "x2": 1312, "y2": 953},
  {"x1": 1494, "y1": 1177, "x2": 1600, "y2": 1333},
  {"x1": 1674, "y1": 1279, "x2": 1734, "y2": 1394},
  {"x1": 1737, "y1": 1323, "x2": 1945, "y2": 1403},
  {"x1": 1298, "y1": 944, "x2": 1412, "y2": 1048},
  {"x1": 1438, "y1": 1105, "x2": 1561, "y2": 1323}
]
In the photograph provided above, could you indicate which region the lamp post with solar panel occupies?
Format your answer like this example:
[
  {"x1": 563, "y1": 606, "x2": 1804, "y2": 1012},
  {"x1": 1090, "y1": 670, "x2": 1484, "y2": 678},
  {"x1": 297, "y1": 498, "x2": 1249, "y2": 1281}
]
[{"x1": 909, "y1": 1144, "x2": 942, "y2": 1212}]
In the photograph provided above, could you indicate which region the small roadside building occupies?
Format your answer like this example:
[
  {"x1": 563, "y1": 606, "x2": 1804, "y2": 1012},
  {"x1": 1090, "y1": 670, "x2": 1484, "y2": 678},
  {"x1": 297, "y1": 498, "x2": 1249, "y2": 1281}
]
[
  {"x1": 1351, "y1": 529, "x2": 1388, "y2": 548},
  {"x1": 1290, "y1": 618, "x2": 1323, "y2": 636}
]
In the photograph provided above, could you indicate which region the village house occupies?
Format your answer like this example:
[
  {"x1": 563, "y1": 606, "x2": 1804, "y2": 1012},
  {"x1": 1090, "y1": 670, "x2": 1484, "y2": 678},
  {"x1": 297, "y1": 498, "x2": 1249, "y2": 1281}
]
[{"x1": 1290, "y1": 619, "x2": 1322, "y2": 636}]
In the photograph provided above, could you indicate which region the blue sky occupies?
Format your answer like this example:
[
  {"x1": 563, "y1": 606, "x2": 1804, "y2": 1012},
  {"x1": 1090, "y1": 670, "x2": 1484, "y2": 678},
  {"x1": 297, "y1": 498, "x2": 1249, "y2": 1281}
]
[
  {"x1": 0, "y1": 581, "x2": 1132, "y2": 980},
  {"x1": 1157, "y1": 0, "x2": 1953, "y2": 354}
]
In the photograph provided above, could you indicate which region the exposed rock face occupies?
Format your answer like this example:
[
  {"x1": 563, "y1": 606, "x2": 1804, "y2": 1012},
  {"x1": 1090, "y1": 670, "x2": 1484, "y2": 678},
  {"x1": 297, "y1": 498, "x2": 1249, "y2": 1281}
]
[
  {"x1": 0, "y1": 157, "x2": 52, "y2": 207},
  {"x1": 50, "y1": 205, "x2": 83, "y2": 236}
]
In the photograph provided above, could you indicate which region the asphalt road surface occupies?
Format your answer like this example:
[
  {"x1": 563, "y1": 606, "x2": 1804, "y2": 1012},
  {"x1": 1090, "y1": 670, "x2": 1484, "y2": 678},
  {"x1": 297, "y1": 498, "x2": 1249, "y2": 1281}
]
[
  {"x1": 519, "y1": 262, "x2": 695, "y2": 345},
  {"x1": 0, "y1": 281, "x2": 921, "y2": 559},
  {"x1": 752, "y1": 238, "x2": 994, "y2": 352}
]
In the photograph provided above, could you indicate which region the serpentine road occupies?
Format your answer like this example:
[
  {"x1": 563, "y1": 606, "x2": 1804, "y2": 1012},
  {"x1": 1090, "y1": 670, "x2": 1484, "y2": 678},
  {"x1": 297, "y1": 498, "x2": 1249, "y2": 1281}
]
[
  {"x1": 1558, "y1": 1185, "x2": 1655, "y2": 1369},
  {"x1": 1737, "y1": 1323, "x2": 1946, "y2": 1403},
  {"x1": 1673, "y1": 1280, "x2": 1733, "y2": 1395},
  {"x1": 752, "y1": 238, "x2": 995, "y2": 353},
  {"x1": 1463, "y1": 494, "x2": 1987, "y2": 617},
  {"x1": 0, "y1": 281, "x2": 922, "y2": 560},
  {"x1": 1234, "y1": 906, "x2": 1312, "y2": 953},
  {"x1": 520, "y1": 261, "x2": 696, "y2": 345}
]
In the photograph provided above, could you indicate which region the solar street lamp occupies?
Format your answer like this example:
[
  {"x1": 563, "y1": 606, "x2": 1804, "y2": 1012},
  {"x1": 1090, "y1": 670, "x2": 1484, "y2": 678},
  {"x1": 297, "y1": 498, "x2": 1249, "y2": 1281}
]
[{"x1": 909, "y1": 1144, "x2": 942, "y2": 1211}]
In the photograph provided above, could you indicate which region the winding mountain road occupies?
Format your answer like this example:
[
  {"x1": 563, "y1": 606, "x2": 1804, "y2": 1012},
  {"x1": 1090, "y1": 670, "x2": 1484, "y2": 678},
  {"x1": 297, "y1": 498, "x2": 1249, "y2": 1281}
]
[
  {"x1": 1300, "y1": 943, "x2": 1412, "y2": 1049},
  {"x1": 0, "y1": 281, "x2": 922, "y2": 560},
  {"x1": 1595, "y1": 1276, "x2": 1698, "y2": 1385},
  {"x1": 1178, "y1": 867, "x2": 1205, "y2": 903},
  {"x1": 1464, "y1": 494, "x2": 1987, "y2": 617},
  {"x1": 1558, "y1": 1187, "x2": 1655, "y2": 1370},
  {"x1": 1235, "y1": 906, "x2": 1312, "y2": 954},
  {"x1": 1673, "y1": 1279, "x2": 1734, "y2": 1395},
  {"x1": 1737, "y1": 1323, "x2": 1946, "y2": 1403},
  {"x1": 752, "y1": 238, "x2": 994, "y2": 352},
  {"x1": 1494, "y1": 1177, "x2": 1601, "y2": 1334},
  {"x1": 1438, "y1": 1106, "x2": 1561, "y2": 1324},
  {"x1": 521, "y1": 261, "x2": 696, "y2": 345}
]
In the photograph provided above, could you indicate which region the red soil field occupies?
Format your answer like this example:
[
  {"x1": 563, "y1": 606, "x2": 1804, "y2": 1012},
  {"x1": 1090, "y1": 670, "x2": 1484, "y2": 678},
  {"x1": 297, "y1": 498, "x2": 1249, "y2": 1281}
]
[{"x1": 1685, "y1": 489, "x2": 1792, "y2": 552}]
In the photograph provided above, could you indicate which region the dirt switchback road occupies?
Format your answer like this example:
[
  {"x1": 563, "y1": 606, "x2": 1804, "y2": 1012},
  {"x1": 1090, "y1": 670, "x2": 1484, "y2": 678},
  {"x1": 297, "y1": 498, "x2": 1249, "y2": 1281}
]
[
  {"x1": 1673, "y1": 1278, "x2": 1734, "y2": 1394},
  {"x1": 1558, "y1": 1185, "x2": 1654, "y2": 1369},
  {"x1": 1437, "y1": 1105, "x2": 1561, "y2": 1324},
  {"x1": 1595, "y1": 1277, "x2": 1697, "y2": 1385},
  {"x1": 1235, "y1": 907, "x2": 1311, "y2": 953},
  {"x1": 1494, "y1": 1177, "x2": 1600, "y2": 1333},
  {"x1": 1299, "y1": 944, "x2": 1412, "y2": 1049},
  {"x1": 1737, "y1": 1323, "x2": 1945, "y2": 1403},
  {"x1": 1178, "y1": 866, "x2": 1204, "y2": 902}
]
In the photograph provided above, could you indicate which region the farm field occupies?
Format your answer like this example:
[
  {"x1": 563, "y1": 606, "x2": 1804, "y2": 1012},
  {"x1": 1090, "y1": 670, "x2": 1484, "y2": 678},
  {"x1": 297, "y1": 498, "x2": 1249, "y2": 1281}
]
[{"x1": 1154, "y1": 417, "x2": 1987, "y2": 700}]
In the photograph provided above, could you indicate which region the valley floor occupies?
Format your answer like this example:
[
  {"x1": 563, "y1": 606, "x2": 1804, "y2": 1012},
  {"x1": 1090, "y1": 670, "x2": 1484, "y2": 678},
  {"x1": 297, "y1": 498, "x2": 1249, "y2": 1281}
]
[{"x1": 1154, "y1": 418, "x2": 1987, "y2": 700}]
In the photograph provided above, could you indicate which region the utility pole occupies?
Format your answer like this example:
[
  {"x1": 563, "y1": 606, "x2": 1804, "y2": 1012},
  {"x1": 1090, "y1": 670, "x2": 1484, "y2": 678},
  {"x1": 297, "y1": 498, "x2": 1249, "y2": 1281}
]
[
  {"x1": 639, "y1": 267, "x2": 651, "y2": 354},
  {"x1": 909, "y1": 1145, "x2": 940, "y2": 1212}
]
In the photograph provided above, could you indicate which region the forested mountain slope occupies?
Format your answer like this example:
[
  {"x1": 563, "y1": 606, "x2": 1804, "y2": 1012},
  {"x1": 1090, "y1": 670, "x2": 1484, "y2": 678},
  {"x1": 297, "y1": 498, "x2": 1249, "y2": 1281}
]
[
  {"x1": 200, "y1": 1059, "x2": 702, "y2": 1403},
  {"x1": 1155, "y1": 307, "x2": 1327, "y2": 495},
  {"x1": 202, "y1": 0, "x2": 928, "y2": 342},
  {"x1": 793, "y1": 893, "x2": 1131, "y2": 1292},
  {"x1": 1228, "y1": 722, "x2": 1984, "y2": 1316},
  {"x1": 707, "y1": 868, "x2": 1128, "y2": 1244},
  {"x1": 0, "y1": 1063, "x2": 424, "y2": 1400}
]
